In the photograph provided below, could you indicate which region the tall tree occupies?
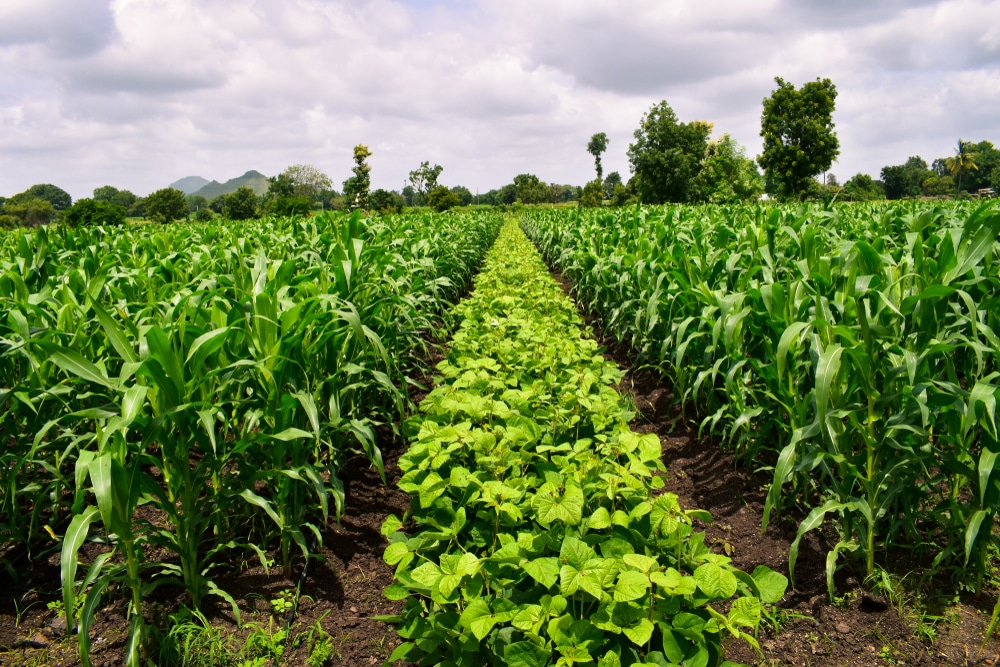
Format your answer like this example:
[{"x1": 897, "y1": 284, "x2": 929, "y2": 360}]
[
  {"x1": 587, "y1": 132, "x2": 609, "y2": 180},
  {"x1": 626, "y1": 101, "x2": 712, "y2": 204},
  {"x1": 512, "y1": 173, "x2": 547, "y2": 204},
  {"x1": 945, "y1": 139, "x2": 978, "y2": 194},
  {"x1": 282, "y1": 164, "x2": 333, "y2": 200},
  {"x1": 408, "y1": 162, "x2": 444, "y2": 205},
  {"x1": 343, "y1": 145, "x2": 373, "y2": 209},
  {"x1": 690, "y1": 134, "x2": 764, "y2": 204},
  {"x1": 758, "y1": 77, "x2": 840, "y2": 200}
]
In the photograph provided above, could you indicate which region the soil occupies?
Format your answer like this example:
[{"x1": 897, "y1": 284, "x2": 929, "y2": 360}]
[{"x1": 2, "y1": 268, "x2": 999, "y2": 667}]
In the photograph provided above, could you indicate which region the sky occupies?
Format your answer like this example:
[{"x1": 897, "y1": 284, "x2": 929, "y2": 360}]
[{"x1": 1, "y1": 0, "x2": 999, "y2": 201}]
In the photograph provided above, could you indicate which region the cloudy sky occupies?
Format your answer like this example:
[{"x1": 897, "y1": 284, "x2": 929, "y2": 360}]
[{"x1": 1, "y1": 0, "x2": 998, "y2": 200}]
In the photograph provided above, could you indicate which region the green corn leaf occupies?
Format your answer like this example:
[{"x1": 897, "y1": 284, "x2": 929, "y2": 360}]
[{"x1": 60, "y1": 506, "x2": 100, "y2": 635}]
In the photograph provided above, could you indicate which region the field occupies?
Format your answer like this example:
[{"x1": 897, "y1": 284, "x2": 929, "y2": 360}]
[{"x1": 2, "y1": 201, "x2": 1000, "y2": 666}]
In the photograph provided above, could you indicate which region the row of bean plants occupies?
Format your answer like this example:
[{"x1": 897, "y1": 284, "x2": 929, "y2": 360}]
[
  {"x1": 0, "y1": 210, "x2": 503, "y2": 665},
  {"x1": 521, "y1": 201, "x2": 1000, "y2": 598},
  {"x1": 382, "y1": 220, "x2": 785, "y2": 667}
]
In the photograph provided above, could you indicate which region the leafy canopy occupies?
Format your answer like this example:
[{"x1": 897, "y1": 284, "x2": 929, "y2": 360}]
[
  {"x1": 627, "y1": 101, "x2": 712, "y2": 204},
  {"x1": 758, "y1": 77, "x2": 840, "y2": 200}
]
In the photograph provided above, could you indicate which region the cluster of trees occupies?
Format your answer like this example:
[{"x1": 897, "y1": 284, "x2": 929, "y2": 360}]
[{"x1": 0, "y1": 183, "x2": 73, "y2": 228}]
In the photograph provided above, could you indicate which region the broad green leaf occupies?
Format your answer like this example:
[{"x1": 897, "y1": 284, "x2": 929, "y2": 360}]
[{"x1": 693, "y1": 562, "x2": 737, "y2": 600}]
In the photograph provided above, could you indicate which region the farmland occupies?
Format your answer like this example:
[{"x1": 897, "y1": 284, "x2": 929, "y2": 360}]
[{"x1": 2, "y1": 200, "x2": 1000, "y2": 666}]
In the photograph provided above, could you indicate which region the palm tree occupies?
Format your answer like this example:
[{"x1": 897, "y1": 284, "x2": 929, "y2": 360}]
[{"x1": 945, "y1": 139, "x2": 979, "y2": 194}]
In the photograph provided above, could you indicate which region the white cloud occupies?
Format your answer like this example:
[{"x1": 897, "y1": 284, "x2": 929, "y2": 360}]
[{"x1": 0, "y1": 0, "x2": 998, "y2": 200}]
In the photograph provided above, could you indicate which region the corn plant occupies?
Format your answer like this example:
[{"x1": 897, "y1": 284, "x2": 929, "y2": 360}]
[
  {"x1": 522, "y1": 200, "x2": 1000, "y2": 597},
  {"x1": 0, "y1": 209, "x2": 503, "y2": 665}
]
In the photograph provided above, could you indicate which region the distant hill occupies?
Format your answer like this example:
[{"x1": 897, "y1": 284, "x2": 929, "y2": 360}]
[
  {"x1": 169, "y1": 176, "x2": 210, "y2": 194},
  {"x1": 191, "y1": 171, "x2": 270, "y2": 199}
]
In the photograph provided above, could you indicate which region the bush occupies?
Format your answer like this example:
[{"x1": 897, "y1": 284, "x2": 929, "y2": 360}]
[
  {"x1": 145, "y1": 188, "x2": 188, "y2": 223},
  {"x1": 223, "y1": 187, "x2": 258, "y2": 221},
  {"x1": 579, "y1": 179, "x2": 603, "y2": 208},
  {"x1": 194, "y1": 208, "x2": 214, "y2": 222},
  {"x1": 63, "y1": 199, "x2": 126, "y2": 227},
  {"x1": 0, "y1": 214, "x2": 19, "y2": 230},
  {"x1": 426, "y1": 185, "x2": 460, "y2": 212}
]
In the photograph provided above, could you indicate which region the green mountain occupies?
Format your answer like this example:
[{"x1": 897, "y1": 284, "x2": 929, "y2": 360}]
[
  {"x1": 169, "y1": 176, "x2": 210, "y2": 194},
  {"x1": 191, "y1": 171, "x2": 270, "y2": 199}
]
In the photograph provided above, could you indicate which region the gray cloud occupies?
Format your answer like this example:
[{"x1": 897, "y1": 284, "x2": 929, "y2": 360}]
[{"x1": 0, "y1": 0, "x2": 998, "y2": 200}]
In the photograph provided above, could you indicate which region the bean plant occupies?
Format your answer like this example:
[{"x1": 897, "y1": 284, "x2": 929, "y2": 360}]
[{"x1": 382, "y1": 221, "x2": 783, "y2": 667}]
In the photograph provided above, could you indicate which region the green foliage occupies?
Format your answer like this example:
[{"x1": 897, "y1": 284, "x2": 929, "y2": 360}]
[
  {"x1": 408, "y1": 162, "x2": 444, "y2": 205},
  {"x1": 94, "y1": 186, "x2": 139, "y2": 210},
  {"x1": 522, "y1": 200, "x2": 1000, "y2": 602},
  {"x1": 513, "y1": 173, "x2": 547, "y2": 205},
  {"x1": 223, "y1": 186, "x2": 258, "y2": 221},
  {"x1": 881, "y1": 157, "x2": 934, "y2": 200},
  {"x1": 588, "y1": 132, "x2": 609, "y2": 180},
  {"x1": 343, "y1": 144, "x2": 373, "y2": 209},
  {"x1": 579, "y1": 179, "x2": 604, "y2": 208},
  {"x1": 690, "y1": 134, "x2": 764, "y2": 204},
  {"x1": 945, "y1": 139, "x2": 979, "y2": 193},
  {"x1": 842, "y1": 173, "x2": 885, "y2": 201},
  {"x1": 1, "y1": 198, "x2": 55, "y2": 227},
  {"x1": 426, "y1": 185, "x2": 460, "y2": 212},
  {"x1": 369, "y1": 188, "x2": 404, "y2": 213},
  {"x1": 282, "y1": 164, "x2": 333, "y2": 200},
  {"x1": 602, "y1": 172, "x2": 622, "y2": 199},
  {"x1": 758, "y1": 77, "x2": 840, "y2": 200},
  {"x1": 627, "y1": 101, "x2": 712, "y2": 204},
  {"x1": 383, "y1": 221, "x2": 780, "y2": 666},
  {"x1": 0, "y1": 210, "x2": 504, "y2": 665},
  {"x1": 145, "y1": 187, "x2": 189, "y2": 223},
  {"x1": 451, "y1": 185, "x2": 474, "y2": 206},
  {"x1": 63, "y1": 199, "x2": 127, "y2": 227},
  {"x1": 194, "y1": 208, "x2": 214, "y2": 222},
  {"x1": 11, "y1": 183, "x2": 72, "y2": 211}
]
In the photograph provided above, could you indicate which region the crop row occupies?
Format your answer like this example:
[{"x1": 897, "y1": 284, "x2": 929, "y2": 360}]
[
  {"x1": 0, "y1": 210, "x2": 503, "y2": 665},
  {"x1": 382, "y1": 220, "x2": 785, "y2": 667},
  {"x1": 521, "y1": 201, "x2": 1000, "y2": 598}
]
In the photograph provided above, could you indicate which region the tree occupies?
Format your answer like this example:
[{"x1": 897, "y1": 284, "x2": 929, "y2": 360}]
[
  {"x1": 408, "y1": 162, "x2": 444, "y2": 205},
  {"x1": 223, "y1": 187, "x2": 258, "y2": 220},
  {"x1": 922, "y1": 174, "x2": 955, "y2": 196},
  {"x1": 145, "y1": 188, "x2": 188, "y2": 223},
  {"x1": 426, "y1": 185, "x2": 460, "y2": 212},
  {"x1": 689, "y1": 134, "x2": 764, "y2": 204},
  {"x1": 186, "y1": 195, "x2": 208, "y2": 213},
  {"x1": 128, "y1": 198, "x2": 147, "y2": 219},
  {"x1": 3, "y1": 198, "x2": 55, "y2": 226},
  {"x1": 343, "y1": 144, "x2": 372, "y2": 209},
  {"x1": 945, "y1": 139, "x2": 978, "y2": 194},
  {"x1": 370, "y1": 188, "x2": 405, "y2": 213},
  {"x1": 881, "y1": 157, "x2": 932, "y2": 199},
  {"x1": 602, "y1": 171, "x2": 622, "y2": 199},
  {"x1": 964, "y1": 141, "x2": 1000, "y2": 192},
  {"x1": 11, "y1": 183, "x2": 72, "y2": 211},
  {"x1": 627, "y1": 101, "x2": 713, "y2": 204},
  {"x1": 842, "y1": 173, "x2": 885, "y2": 201},
  {"x1": 579, "y1": 180, "x2": 603, "y2": 208},
  {"x1": 587, "y1": 132, "x2": 609, "y2": 180},
  {"x1": 450, "y1": 185, "x2": 473, "y2": 206},
  {"x1": 512, "y1": 173, "x2": 547, "y2": 204},
  {"x1": 758, "y1": 77, "x2": 840, "y2": 200},
  {"x1": 282, "y1": 164, "x2": 333, "y2": 201},
  {"x1": 94, "y1": 186, "x2": 138, "y2": 210},
  {"x1": 63, "y1": 199, "x2": 126, "y2": 227}
]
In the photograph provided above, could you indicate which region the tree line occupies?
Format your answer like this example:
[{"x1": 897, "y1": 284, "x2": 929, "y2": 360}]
[{"x1": 3, "y1": 76, "x2": 996, "y2": 229}]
